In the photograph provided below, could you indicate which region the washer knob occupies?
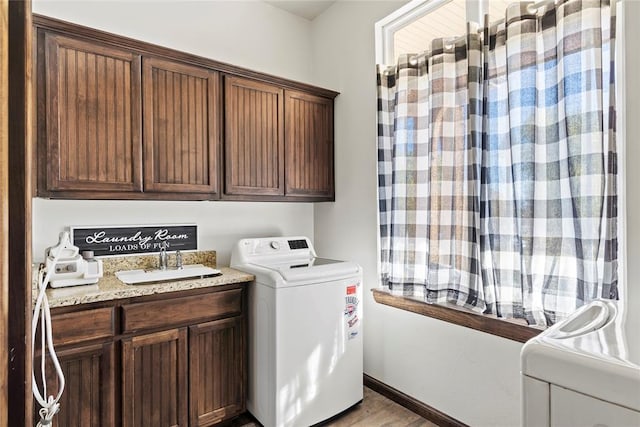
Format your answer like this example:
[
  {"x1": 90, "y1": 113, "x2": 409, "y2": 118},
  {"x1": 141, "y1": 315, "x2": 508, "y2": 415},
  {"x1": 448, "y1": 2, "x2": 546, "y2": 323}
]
[{"x1": 270, "y1": 241, "x2": 280, "y2": 250}]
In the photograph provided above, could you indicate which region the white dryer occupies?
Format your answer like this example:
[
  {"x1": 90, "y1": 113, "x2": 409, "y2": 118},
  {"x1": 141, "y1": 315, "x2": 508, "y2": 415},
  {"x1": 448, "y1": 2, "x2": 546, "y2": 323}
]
[
  {"x1": 230, "y1": 236, "x2": 363, "y2": 427},
  {"x1": 521, "y1": 299, "x2": 640, "y2": 427}
]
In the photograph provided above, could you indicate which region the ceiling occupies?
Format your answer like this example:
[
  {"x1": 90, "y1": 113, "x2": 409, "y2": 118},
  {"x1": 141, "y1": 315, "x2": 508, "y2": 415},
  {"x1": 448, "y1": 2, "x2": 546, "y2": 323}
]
[{"x1": 264, "y1": 0, "x2": 336, "y2": 20}]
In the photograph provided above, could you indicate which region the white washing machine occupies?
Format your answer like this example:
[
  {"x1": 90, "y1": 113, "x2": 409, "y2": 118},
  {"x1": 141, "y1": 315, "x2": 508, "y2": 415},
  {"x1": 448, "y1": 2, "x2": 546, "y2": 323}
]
[
  {"x1": 230, "y1": 236, "x2": 363, "y2": 427},
  {"x1": 521, "y1": 299, "x2": 640, "y2": 427}
]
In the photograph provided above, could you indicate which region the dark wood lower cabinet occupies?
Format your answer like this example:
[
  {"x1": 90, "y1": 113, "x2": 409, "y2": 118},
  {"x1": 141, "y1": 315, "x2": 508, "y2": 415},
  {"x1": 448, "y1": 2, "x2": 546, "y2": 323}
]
[
  {"x1": 189, "y1": 317, "x2": 245, "y2": 426},
  {"x1": 38, "y1": 284, "x2": 247, "y2": 427},
  {"x1": 34, "y1": 342, "x2": 115, "y2": 427},
  {"x1": 122, "y1": 328, "x2": 189, "y2": 427}
]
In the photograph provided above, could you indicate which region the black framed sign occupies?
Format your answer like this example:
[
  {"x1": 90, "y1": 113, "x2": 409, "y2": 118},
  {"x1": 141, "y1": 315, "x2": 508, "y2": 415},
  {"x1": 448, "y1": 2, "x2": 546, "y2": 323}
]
[{"x1": 70, "y1": 224, "x2": 198, "y2": 256}]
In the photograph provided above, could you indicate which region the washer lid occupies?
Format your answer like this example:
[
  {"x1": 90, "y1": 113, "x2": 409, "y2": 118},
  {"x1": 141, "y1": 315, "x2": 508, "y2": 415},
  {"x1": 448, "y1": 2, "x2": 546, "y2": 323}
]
[
  {"x1": 521, "y1": 300, "x2": 640, "y2": 411},
  {"x1": 252, "y1": 257, "x2": 361, "y2": 284}
]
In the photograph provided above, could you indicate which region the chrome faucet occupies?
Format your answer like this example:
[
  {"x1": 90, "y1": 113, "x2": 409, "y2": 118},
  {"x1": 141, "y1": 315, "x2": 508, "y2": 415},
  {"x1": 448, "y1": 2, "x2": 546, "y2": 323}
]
[
  {"x1": 175, "y1": 250, "x2": 183, "y2": 270},
  {"x1": 159, "y1": 246, "x2": 168, "y2": 270}
]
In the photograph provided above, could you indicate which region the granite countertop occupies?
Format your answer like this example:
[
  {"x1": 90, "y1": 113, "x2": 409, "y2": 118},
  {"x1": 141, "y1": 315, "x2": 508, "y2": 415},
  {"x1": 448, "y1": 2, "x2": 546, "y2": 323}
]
[{"x1": 33, "y1": 251, "x2": 254, "y2": 308}]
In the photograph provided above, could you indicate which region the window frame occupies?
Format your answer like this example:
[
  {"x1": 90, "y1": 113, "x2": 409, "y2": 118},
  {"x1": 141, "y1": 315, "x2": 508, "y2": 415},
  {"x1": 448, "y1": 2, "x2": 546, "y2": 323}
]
[
  {"x1": 375, "y1": 0, "x2": 488, "y2": 66},
  {"x1": 373, "y1": 0, "x2": 627, "y2": 340}
]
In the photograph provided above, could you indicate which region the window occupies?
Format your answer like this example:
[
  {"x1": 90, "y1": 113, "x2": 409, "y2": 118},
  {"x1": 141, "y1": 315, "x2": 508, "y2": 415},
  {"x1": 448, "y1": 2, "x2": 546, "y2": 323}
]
[
  {"x1": 377, "y1": 0, "x2": 526, "y2": 65},
  {"x1": 392, "y1": 0, "x2": 467, "y2": 60},
  {"x1": 375, "y1": 0, "x2": 625, "y2": 336}
]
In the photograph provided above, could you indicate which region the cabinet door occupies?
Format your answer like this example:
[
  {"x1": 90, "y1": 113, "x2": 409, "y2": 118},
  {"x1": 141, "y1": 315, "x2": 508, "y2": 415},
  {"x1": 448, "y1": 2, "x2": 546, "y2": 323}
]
[
  {"x1": 285, "y1": 90, "x2": 334, "y2": 199},
  {"x1": 122, "y1": 328, "x2": 188, "y2": 427},
  {"x1": 33, "y1": 342, "x2": 115, "y2": 427},
  {"x1": 142, "y1": 57, "x2": 220, "y2": 194},
  {"x1": 42, "y1": 33, "x2": 142, "y2": 192},
  {"x1": 224, "y1": 76, "x2": 284, "y2": 196},
  {"x1": 550, "y1": 385, "x2": 640, "y2": 427},
  {"x1": 189, "y1": 316, "x2": 244, "y2": 426}
]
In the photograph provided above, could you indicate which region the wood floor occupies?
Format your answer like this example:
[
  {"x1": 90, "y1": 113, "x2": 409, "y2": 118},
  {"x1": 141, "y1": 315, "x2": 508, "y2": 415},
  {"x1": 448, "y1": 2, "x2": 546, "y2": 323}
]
[{"x1": 226, "y1": 386, "x2": 439, "y2": 427}]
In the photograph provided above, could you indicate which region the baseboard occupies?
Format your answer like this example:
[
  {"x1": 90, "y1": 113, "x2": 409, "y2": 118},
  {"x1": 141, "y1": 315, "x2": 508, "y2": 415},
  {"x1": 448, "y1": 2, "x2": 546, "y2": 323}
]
[{"x1": 363, "y1": 374, "x2": 468, "y2": 427}]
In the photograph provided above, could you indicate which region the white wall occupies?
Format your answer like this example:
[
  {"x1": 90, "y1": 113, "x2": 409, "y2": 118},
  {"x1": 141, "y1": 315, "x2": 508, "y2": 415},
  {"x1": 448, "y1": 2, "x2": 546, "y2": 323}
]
[
  {"x1": 32, "y1": 0, "x2": 314, "y2": 83},
  {"x1": 31, "y1": 0, "x2": 318, "y2": 264},
  {"x1": 32, "y1": 199, "x2": 313, "y2": 265},
  {"x1": 310, "y1": 3, "x2": 524, "y2": 425},
  {"x1": 312, "y1": 1, "x2": 639, "y2": 426}
]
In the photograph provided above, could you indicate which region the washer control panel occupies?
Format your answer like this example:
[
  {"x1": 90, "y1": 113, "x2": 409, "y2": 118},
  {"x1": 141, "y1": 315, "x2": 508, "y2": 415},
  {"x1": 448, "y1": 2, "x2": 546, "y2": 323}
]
[
  {"x1": 287, "y1": 239, "x2": 308, "y2": 250},
  {"x1": 234, "y1": 236, "x2": 315, "y2": 262}
]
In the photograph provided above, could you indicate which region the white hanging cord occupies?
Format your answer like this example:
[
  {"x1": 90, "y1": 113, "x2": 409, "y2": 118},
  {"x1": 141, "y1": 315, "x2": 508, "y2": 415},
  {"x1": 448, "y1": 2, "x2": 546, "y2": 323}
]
[{"x1": 32, "y1": 252, "x2": 65, "y2": 426}]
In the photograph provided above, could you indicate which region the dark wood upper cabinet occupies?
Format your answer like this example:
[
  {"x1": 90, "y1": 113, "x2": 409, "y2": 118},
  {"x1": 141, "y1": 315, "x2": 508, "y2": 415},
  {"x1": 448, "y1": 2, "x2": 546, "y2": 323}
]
[
  {"x1": 224, "y1": 76, "x2": 284, "y2": 197},
  {"x1": 142, "y1": 57, "x2": 220, "y2": 195},
  {"x1": 40, "y1": 32, "x2": 143, "y2": 193},
  {"x1": 224, "y1": 79, "x2": 336, "y2": 201},
  {"x1": 285, "y1": 90, "x2": 334, "y2": 199},
  {"x1": 34, "y1": 15, "x2": 338, "y2": 202}
]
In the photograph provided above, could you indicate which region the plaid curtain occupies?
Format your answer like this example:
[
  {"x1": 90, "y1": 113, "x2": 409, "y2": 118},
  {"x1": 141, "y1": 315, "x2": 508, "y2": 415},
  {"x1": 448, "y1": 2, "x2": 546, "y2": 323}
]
[{"x1": 377, "y1": 0, "x2": 617, "y2": 327}]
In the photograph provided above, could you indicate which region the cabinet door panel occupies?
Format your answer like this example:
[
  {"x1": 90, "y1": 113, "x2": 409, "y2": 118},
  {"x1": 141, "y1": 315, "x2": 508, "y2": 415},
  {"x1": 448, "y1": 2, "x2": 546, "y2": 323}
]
[
  {"x1": 190, "y1": 316, "x2": 244, "y2": 426},
  {"x1": 224, "y1": 76, "x2": 284, "y2": 196},
  {"x1": 122, "y1": 289, "x2": 242, "y2": 334},
  {"x1": 550, "y1": 385, "x2": 640, "y2": 427},
  {"x1": 122, "y1": 328, "x2": 188, "y2": 427},
  {"x1": 44, "y1": 33, "x2": 142, "y2": 192},
  {"x1": 51, "y1": 307, "x2": 115, "y2": 346},
  {"x1": 33, "y1": 342, "x2": 115, "y2": 427},
  {"x1": 285, "y1": 90, "x2": 334, "y2": 199},
  {"x1": 143, "y1": 57, "x2": 219, "y2": 194}
]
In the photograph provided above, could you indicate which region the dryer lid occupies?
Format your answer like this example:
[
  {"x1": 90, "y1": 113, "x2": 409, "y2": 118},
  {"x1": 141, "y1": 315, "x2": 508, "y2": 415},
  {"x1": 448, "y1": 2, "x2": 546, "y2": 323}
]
[{"x1": 521, "y1": 300, "x2": 640, "y2": 411}]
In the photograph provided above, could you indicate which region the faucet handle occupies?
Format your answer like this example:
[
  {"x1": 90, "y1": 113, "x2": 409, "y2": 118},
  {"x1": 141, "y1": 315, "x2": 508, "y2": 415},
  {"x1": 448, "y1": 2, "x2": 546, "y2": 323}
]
[
  {"x1": 175, "y1": 250, "x2": 183, "y2": 270},
  {"x1": 158, "y1": 246, "x2": 168, "y2": 270}
]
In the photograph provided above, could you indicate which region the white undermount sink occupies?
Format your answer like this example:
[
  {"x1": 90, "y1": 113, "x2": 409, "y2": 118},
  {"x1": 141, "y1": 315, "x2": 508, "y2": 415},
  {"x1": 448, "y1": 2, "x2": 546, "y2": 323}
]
[{"x1": 115, "y1": 264, "x2": 221, "y2": 285}]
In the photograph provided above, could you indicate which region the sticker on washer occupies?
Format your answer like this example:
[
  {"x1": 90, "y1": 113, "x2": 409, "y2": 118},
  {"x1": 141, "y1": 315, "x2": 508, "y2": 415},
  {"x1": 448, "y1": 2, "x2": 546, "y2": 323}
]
[
  {"x1": 344, "y1": 284, "x2": 360, "y2": 340},
  {"x1": 344, "y1": 299, "x2": 357, "y2": 317},
  {"x1": 348, "y1": 314, "x2": 359, "y2": 328}
]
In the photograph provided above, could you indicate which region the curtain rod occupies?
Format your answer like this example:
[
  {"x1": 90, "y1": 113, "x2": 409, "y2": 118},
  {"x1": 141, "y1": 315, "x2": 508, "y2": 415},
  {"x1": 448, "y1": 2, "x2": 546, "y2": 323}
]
[
  {"x1": 404, "y1": 0, "x2": 616, "y2": 66},
  {"x1": 530, "y1": 0, "x2": 557, "y2": 12},
  {"x1": 407, "y1": 0, "x2": 564, "y2": 65},
  {"x1": 527, "y1": 0, "x2": 556, "y2": 12}
]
